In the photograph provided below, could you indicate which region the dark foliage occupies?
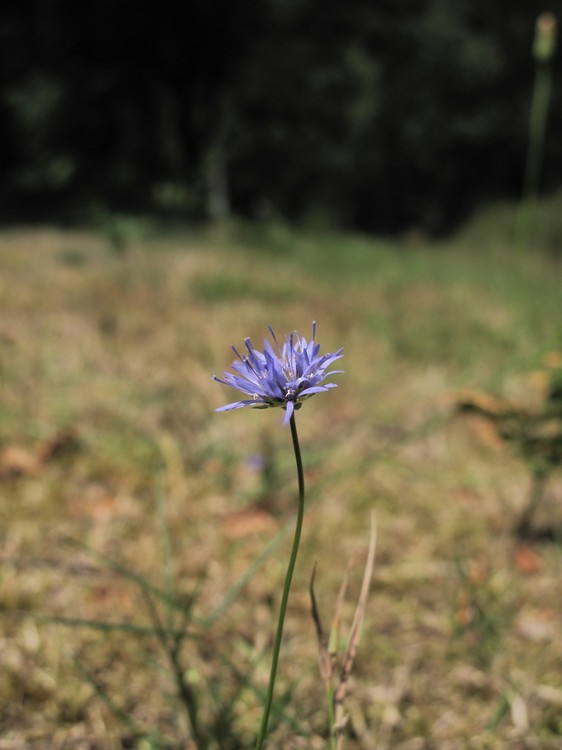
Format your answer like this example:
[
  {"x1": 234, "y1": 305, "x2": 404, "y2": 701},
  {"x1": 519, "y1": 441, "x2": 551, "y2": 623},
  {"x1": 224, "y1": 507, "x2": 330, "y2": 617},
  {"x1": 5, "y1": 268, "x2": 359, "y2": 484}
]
[{"x1": 0, "y1": 0, "x2": 560, "y2": 232}]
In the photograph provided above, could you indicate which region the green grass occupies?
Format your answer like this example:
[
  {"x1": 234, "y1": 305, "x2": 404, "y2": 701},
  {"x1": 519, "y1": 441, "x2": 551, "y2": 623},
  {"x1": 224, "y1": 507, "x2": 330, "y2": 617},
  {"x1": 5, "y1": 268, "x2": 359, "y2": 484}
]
[{"x1": 0, "y1": 207, "x2": 561, "y2": 748}]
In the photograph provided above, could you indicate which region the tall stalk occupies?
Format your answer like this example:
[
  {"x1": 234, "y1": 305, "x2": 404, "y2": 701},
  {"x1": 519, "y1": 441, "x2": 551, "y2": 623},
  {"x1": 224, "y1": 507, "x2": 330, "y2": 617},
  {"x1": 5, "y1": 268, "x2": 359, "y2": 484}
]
[
  {"x1": 515, "y1": 13, "x2": 557, "y2": 251},
  {"x1": 255, "y1": 413, "x2": 305, "y2": 750}
]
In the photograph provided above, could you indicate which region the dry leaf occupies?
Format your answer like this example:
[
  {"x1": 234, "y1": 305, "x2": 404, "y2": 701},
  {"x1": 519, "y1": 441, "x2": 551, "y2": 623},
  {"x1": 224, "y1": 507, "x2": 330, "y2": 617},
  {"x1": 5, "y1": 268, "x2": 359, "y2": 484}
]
[
  {"x1": 513, "y1": 545, "x2": 542, "y2": 575},
  {"x1": 0, "y1": 445, "x2": 42, "y2": 477},
  {"x1": 516, "y1": 608, "x2": 555, "y2": 641},
  {"x1": 221, "y1": 506, "x2": 278, "y2": 539}
]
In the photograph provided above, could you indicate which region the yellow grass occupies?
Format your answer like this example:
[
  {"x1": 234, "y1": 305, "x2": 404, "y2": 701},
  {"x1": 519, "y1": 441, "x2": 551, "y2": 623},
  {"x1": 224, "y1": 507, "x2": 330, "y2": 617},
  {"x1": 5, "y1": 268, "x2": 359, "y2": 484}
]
[{"x1": 0, "y1": 224, "x2": 561, "y2": 748}]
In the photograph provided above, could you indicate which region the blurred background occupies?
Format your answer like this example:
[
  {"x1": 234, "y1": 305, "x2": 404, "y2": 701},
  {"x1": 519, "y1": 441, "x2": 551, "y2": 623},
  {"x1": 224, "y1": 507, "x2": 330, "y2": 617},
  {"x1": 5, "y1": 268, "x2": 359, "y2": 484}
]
[
  {"x1": 1, "y1": 0, "x2": 561, "y2": 235},
  {"x1": 2, "y1": 3, "x2": 562, "y2": 748}
]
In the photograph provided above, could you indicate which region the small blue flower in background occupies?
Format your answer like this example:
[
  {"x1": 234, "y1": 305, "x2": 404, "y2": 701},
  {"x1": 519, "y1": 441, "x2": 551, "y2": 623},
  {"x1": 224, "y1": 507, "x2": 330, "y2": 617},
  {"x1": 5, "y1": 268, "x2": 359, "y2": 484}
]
[{"x1": 214, "y1": 322, "x2": 343, "y2": 424}]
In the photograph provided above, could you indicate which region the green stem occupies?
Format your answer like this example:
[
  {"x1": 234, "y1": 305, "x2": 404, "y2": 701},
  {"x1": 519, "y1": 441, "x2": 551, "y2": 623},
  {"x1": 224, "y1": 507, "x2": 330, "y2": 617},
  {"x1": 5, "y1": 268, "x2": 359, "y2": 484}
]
[
  {"x1": 524, "y1": 63, "x2": 552, "y2": 203},
  {"x1": 515, "y1": 60, "x2": 552, "y2": 252},
  {"x1": 255, "y1": 412, "x2": 305, "y2": 750}
]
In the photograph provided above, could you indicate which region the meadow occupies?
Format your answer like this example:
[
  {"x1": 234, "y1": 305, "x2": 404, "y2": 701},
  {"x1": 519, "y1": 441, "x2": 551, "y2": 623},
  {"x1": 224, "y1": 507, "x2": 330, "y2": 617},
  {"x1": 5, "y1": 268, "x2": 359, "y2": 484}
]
[{"x1": 1, "y1": 207, "x2": 561, "y2": 749}]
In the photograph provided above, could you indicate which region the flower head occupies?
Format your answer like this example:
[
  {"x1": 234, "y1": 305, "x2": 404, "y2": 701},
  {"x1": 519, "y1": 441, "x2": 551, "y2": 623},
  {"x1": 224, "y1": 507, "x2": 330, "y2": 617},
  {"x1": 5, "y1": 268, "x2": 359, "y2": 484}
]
[{"x1": 213, "y1": 322, "x2": 343, "y2": 424}]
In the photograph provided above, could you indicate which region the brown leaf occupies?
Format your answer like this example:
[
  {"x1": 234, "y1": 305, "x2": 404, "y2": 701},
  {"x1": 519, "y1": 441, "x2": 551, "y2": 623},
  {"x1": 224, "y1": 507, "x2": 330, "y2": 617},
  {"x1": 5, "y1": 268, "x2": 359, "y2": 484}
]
[
  {"x1": 465, "y1": 415, "x2": 506, "y2": 451},
  {"x1": 221, "y1": 506, "x2": 278, "y2": 539},
  {"x1": 516, "y1": 608, "x2": 555, "y2": 641},
  {"x1": 456, "y1": 388, "x2": 509, "y2": 416},
  {"x1": 68, "y1": 484, "x2": 119, "y2": 522},
  {"x1": 513, "y1": 545, "x2": 542, "y2": 575},
  {"x1": 0, "y1": 445, "x2": 42, "y2": 477}
]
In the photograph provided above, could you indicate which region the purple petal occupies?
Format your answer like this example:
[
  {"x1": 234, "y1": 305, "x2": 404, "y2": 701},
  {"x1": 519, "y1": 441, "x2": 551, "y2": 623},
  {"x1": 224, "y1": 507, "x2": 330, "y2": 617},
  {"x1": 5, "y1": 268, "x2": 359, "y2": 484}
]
[
  {"x1": 284, "y1": 399, "x2": 294, "y2": 424},
  {"x1": 298, "y1": 385, "x2": 331, "y2": 397},
  {"x1": 216, "y1": 399, "x2": 260, "y2": 412},
  {"x1": 214, "y1": 324, "x2": 343, "y2": 419}
]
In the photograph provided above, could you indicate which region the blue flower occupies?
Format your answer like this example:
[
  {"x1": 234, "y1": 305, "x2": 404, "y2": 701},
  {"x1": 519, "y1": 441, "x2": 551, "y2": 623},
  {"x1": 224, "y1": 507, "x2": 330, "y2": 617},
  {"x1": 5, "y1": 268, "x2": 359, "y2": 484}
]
[{"x1": 214, "y1": 323, "x2": 343, "y2": 424}]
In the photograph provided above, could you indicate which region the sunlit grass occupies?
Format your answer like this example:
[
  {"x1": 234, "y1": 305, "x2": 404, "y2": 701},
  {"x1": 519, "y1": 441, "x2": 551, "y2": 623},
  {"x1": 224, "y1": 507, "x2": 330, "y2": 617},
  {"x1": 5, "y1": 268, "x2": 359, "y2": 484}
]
[{"x1": 0, "y1": 210, "x2": 561, "y2": 747}]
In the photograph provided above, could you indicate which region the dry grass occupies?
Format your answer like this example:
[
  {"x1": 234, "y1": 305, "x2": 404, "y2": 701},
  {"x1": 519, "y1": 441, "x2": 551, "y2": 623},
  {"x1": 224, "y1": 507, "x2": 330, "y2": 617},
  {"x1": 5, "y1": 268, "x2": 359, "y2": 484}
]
[{"x1": 0, "y1": 222, "x2": 561, "y2": 749}]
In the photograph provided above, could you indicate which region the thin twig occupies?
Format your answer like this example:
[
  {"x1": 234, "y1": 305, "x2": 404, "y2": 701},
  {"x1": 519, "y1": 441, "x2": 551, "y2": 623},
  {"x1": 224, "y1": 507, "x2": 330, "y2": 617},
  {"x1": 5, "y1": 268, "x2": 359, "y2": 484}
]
[
  {"x1": 334, "y1": 513, "x2": 377, "y2": 749},
  {"x1": 330, "y1": 564, "x2": 351, "y2": 670}
]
